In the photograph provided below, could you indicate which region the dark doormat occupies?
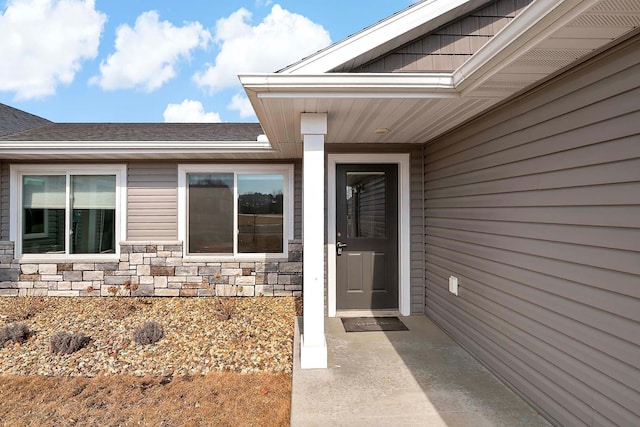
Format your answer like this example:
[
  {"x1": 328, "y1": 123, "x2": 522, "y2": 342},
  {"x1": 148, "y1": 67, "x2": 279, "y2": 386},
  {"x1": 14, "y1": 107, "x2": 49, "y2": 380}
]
[{"x1": 341, "y1": 317, "x2": 408, "y2": 332}]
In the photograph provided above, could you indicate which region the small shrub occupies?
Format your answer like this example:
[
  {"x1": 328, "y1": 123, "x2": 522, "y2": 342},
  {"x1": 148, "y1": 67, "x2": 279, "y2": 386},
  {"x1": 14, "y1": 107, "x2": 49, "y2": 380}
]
[
  {"x1": 50, "y1": 331, "x2": 90, "y2": 354},
  {"x1": 133, "y1": 321, "x2": 164, "y2": 345},
  {"x1": 215, "y1": 298, "x2": 236, "y2": 321},
  {"x1": 0, "y1": 323, "x2": 31, "y2": 346},
  {"x1": 215, "y1": 285, "x2": 239, "y2": 321}
]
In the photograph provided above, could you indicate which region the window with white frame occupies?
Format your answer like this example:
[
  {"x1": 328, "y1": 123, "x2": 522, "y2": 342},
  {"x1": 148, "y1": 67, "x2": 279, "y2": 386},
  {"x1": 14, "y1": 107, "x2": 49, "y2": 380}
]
[
  {"x1": 179, "y1": 165, "x2": 293, "y2": 257},
  {"x1": 11, "y1": 165, "x2": 126, "y2": 257}
]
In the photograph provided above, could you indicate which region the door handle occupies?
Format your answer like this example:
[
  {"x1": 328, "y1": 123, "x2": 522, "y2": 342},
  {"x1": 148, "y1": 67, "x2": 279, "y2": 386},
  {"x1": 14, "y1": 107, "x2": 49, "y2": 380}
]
[{"x1": 336, "y1": 241, "x2": 347, "y2": 256}]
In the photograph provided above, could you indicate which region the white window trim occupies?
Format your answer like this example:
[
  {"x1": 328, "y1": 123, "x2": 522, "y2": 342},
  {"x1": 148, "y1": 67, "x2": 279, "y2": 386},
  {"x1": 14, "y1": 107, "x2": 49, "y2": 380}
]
[
  {"x1": 10, "y1": 164, "x2": 127, "y2": 260},
  {"x1": 178, "y1": 164, "x2": 294, "y2": 260}
]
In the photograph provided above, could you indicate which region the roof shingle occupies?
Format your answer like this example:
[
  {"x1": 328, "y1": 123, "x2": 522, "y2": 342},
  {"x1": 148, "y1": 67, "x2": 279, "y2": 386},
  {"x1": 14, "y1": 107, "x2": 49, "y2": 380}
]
[
  {"x1": 0, "y1": 122, "x2": 264, "y2": 141},
  {"x1": 0, "y1": 103, "x2": 51, "y2": 137}
]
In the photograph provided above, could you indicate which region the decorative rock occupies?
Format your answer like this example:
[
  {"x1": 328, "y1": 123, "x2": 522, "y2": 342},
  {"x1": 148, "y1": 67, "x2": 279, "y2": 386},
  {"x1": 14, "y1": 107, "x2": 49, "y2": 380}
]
[
  {"x1": 0, "y1": 239, "x2": 302, "y2": 298},
  {"x1": 267, "y1": 273, "x2": 278, "y2": 285},
  {"x1": 83, "y1": 271, "x2": 104, "y2": 281},
  {"x1": 57, "y1": 263, "x2": 73, "y2": 272},
  {"x1": 21, "y1": 264, "x2": 38, "y2": 274},
  {"x1": 38, "y1": 264, "x2": 58, "y2": 275},
  {"x1": 95, "y1": 263, "x2": 118, "y2": 271},
  {"x1": 63, "y1": 271, "x2": 82, "y2": 281},
  {"x1": 0, "y1": 270, "x2": 20, "y2": 282},
  {"x1": 154, "y1": 289, "x2": 180, "y2": 297},
  {"x1": 221, "y1": 268, "x2": 242, "y2": 277},
  {"x1": 236, "y1": 276, "x2": 256, "y2": 286},
  {"x1": 150, "y1": 266, "x2": 175, "y2": 276},
  {"x1": 153, "y1": 276, "x2": 168, "y2": 288}
]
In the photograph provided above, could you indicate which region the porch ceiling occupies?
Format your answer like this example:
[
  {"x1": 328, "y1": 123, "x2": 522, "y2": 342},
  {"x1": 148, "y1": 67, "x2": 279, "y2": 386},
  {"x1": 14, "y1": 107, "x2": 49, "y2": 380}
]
[{"x1": 241, "y1": 0, "x2": 640, "y2": 153}]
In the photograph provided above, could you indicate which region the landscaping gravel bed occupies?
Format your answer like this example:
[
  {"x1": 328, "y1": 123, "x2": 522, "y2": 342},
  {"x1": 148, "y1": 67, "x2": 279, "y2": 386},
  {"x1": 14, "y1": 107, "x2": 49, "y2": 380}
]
[{"x1": 0, "y1": 297, "x2": 298, "y2": 377}]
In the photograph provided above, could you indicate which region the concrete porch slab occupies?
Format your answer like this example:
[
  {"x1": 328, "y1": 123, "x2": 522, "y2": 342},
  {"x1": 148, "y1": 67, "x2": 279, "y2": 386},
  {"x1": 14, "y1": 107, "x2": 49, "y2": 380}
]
[{"x1": 291, "y1": 316, "x2": 550, "y2": 427}]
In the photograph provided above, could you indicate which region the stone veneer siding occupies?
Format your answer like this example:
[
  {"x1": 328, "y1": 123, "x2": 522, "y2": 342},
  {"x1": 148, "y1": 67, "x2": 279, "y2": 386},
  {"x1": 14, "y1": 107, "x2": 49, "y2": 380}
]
[{"x1": 0, "y1": 240, "x2": 302, "y2": 297}]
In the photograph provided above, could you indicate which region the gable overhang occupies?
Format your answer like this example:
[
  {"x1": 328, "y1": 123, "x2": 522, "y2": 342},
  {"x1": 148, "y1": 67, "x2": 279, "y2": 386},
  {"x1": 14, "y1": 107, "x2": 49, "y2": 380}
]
[
  {"x1": 279, "y1": 0, "x2": 494, "y2": 74},
  {"x1": 241, "y1": 0, "x2": 640, "y2": 151}
]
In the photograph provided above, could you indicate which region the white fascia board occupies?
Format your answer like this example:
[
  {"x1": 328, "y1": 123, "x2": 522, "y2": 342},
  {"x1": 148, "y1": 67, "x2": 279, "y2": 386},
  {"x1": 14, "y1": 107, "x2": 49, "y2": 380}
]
[
  {"x1": 280, "y1": 0, "x2": 487, "y2": 74},
  {"x1": 454, "y1": 0, "x2": 601, "y2": 94},
  {"x1": 240, "y1": 73, "x2": 458, "y2": 98},
  {"x1": 0, "y1": 140, "x2": 274, "y2": 157}
]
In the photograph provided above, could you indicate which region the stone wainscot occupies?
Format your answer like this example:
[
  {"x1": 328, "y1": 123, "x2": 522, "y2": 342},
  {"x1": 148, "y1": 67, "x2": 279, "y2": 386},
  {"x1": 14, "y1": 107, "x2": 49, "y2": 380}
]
[{"x1": 0, "y1": 240, "x2": 302, "y2": 297}]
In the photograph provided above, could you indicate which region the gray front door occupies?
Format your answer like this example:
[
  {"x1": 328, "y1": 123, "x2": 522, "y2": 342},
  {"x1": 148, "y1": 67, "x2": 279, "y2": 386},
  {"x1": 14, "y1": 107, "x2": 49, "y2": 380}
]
[{"x1": 336, "y1": 164, "x2": 398, "y2": 310}]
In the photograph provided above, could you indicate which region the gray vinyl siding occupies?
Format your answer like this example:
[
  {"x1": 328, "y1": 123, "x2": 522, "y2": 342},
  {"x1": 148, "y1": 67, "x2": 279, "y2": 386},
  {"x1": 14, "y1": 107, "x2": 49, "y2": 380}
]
[
  {"x1": 127, "y1": 162, "x2": 178, "y2": 241},
  {"x1": 423, "y1": 33, "x2": 640, "y2": 427},
  {"x1": 351, "y1": 0, "x2": 532, "y2": 73},
  {"x1": 294, "y1": 160, "x2": 302, "y2": 239},
  {"x1": 410, "y1": 148, "x2": 426, "y2": 314},
  {"x1": 327, "y1": 145, "x2": 425, "y2": 314},
  {"x1": 1, "y1": 161, "x2": 8, "y2": 240}
]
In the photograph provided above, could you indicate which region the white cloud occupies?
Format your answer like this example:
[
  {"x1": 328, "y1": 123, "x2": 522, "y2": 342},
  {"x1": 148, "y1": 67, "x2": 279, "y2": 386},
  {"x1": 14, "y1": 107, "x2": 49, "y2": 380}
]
[
  {"x1": 163, "y1": 99, "x2": 221, "y2": 123},
  {"x1": 227, "y1": 93, "x2": 256, "y2": 119},
  {"x1": 92, "y1": 11, "x2": 210, "y2": 92},
  {"x1": 193, "y1": 5, "x2": 331, "y2": 93},
  {"x1": 0, "y1": 0, "x2": 106, "y2": 100}
]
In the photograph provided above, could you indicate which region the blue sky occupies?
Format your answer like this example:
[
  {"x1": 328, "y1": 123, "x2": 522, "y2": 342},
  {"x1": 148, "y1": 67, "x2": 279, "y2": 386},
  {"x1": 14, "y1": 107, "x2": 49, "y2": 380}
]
[{"x1": 0, "y1": 0, "x2": 413, "y2": 123}]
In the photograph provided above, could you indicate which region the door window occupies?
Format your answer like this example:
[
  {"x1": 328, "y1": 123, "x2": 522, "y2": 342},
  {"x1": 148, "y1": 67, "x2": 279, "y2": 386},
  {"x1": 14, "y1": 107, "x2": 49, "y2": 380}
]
[{"x1": 345, "y1": 172, "x2": 386, "y2": 238}]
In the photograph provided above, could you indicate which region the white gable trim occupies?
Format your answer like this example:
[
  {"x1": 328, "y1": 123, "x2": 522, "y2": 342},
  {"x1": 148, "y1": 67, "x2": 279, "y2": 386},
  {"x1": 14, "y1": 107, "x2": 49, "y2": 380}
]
[{"x1": 280, "y1": 0, "x2": 492, "y2": 74}]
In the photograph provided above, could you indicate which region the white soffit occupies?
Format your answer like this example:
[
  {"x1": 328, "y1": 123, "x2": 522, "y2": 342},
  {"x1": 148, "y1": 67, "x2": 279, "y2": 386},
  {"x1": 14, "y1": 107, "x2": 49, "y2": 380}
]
[
  {"x1": 242, "y1": 0, "x2": 640, "y2": 146},
  {"x1": 459, "y1": 0, "x2": 640, "y2": 95},
  {"x1": 279, "y1": 0, "x2": 493, "y2": 74}
]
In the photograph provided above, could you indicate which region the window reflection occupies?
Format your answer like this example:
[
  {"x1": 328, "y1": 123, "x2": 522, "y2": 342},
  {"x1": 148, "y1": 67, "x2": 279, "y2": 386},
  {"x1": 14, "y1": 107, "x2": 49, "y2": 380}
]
[
  {"x1": 71, "y1": 175, "x2": 116, "y2": 254},
  {"x1": 346, "y1": 172, "x2": 386, "y2": 238},
  {"x1": 188, "y1": 173, "x2": 234, "y2": 254},
  {"x1": 22, "y1": 174, "x2": 117, "y2": 255},
  {"x1": 22, "y1": 175, "x2": 66, "y2": 254},
  {"x1": 238, "y1": 174, "x2": 284, "y2": 253}
]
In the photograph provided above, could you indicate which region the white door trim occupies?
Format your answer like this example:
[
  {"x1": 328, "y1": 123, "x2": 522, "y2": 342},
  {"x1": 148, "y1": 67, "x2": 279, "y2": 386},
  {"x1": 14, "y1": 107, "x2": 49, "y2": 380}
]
[{"x1": 327, "y1": 153, "x2": 411, "y2": 317}]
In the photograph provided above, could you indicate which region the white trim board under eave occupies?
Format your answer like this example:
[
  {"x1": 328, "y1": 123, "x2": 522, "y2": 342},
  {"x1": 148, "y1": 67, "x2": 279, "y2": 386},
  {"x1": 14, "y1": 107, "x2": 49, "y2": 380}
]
[{"x1": 327, "y1": 153, "x2": 411, "y2": 317}]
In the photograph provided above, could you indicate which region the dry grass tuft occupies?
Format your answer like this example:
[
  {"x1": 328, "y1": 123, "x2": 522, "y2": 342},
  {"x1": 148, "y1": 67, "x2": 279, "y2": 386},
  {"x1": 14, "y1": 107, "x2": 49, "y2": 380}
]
[
  {"x1": 0, "y1": 372, "x2": 291, "y2": 426},
  {"x1": 0, "y1": 322, "x2": 31, "y2": 346},
  {"x1": 132, "y1": 320, "x2": 164, "y2": 345},
  {"x1": 50, "y1": 332, "x2": 91, "y2": 354},
  {"x1": 215, "y1": 297, "x2": 236, "y2": 321}
]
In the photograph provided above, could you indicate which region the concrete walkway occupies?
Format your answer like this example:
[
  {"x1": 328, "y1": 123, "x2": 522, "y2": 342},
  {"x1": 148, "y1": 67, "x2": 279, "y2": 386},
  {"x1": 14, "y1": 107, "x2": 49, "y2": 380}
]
[{"x1": 291, "y1": 316, "x2": 550, "y2": 427}]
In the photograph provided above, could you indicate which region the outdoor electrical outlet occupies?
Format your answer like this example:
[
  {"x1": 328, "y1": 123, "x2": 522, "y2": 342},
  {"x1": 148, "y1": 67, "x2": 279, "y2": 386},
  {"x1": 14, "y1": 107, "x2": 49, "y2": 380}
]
[{"x1": 449, "y1": 276, "x2": 459, "y2": 296}]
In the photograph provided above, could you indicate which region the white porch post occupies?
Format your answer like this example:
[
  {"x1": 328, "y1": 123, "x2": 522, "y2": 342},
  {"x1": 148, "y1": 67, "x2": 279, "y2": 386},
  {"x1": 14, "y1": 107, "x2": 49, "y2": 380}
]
[{"x1": 300, "y1": 113, "x2": 328, "y2": 369}]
